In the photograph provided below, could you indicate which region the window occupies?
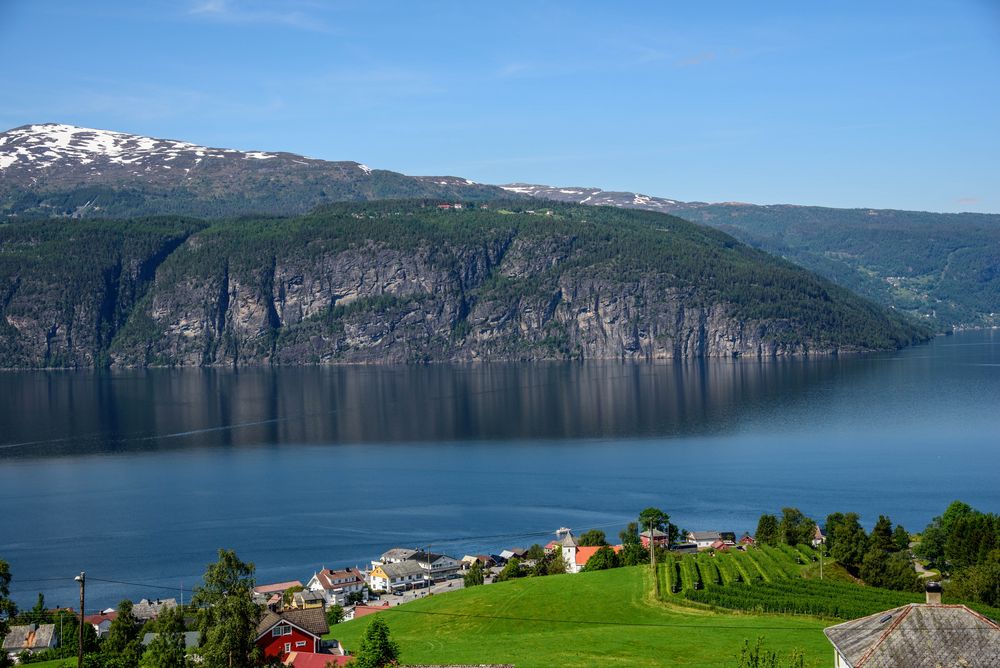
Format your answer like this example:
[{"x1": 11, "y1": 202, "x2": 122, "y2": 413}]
[
  {"x1": 295, "y1": 641, "x2": 307, "y2": 648},
  {"x1": 284, "y1": 643, "x2": 291, "y2": 654},
  {"x1": 272, "y1": 624, "x2": 292, "y2": 637}
]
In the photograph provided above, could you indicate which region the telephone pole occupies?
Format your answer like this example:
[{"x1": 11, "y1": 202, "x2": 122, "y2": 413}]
[
  {"x1": 647, "y1": 522, "x2": 659, "y2": 596},
  {"x1": 74, "y1": 572, "x2": 85, "y2": 668}
]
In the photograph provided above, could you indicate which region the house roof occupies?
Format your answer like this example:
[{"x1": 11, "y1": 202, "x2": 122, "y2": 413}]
[
  {"x1": 407, "y1": 551, "x2": 454, "y2": 565},
  {"x1": 374, "y1": 560, "x2": 426, "y2": 579},
  {"x1": 689, "y1": 531, "x2": 722, "y2": 541},
  {"x1": 352, "y1": 603, "x2": 390, "y2": 620},
  {"x1": 132, "y1": 598, "x2": 177, "y2": 621},
  {"x1": 824, "y1": 603, "x2": 1000, "y2": 667},
  {"x1": 640, "y1": 529, "x2": 668, "y2": 538},
  {"x1": 284, "y1": 652, "x2": 353, "y2": 668},
  {"x1": 554, "y1": 531, "x2": 578, "y2": 548},
  {"x1": 293, "y1": 590, "x2": 326, "y2": 603},
  {"x1": 380, "y1": 548, "x2": 418, "y2": 561},
  {"x1": 84, "y1": 612, "x2": 118, "y2": 626},
  {"x1": 3, "y1": 624, "x2": 56, "y2": 651},
  {"x1": 574, "y1": 545, "x2": 623, "y2": 566},
  {"x1": 254, "y1": 581, "x2": 304, "y2": 595},
  {"x1": 256, "y1": 608, "x2": 330, "y2": 640},
  {"x1": 313, "y1": 568, "x2": 364, "y2": 590}
]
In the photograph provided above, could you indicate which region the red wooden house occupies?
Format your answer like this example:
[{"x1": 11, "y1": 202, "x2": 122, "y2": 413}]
[{"x1": 255, "y1": 608, "x2": 329, "y2": 661}]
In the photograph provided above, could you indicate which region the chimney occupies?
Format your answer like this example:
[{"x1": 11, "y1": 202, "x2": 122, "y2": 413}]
[{"x1": 925, "y1": 581, "x2": 942, "y2": 604}]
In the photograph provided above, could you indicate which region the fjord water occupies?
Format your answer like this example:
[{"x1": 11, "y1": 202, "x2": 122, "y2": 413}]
[{"x1": 1, "y1": 330, "x2": 998, "y2": 608}]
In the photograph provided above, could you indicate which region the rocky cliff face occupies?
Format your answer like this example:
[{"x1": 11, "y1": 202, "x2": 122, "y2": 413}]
[{"x1": 2, "y1": 202, "x2": 926, "y2": 368}]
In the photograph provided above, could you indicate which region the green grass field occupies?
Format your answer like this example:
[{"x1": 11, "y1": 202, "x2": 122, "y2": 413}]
[{"x1": 328, "y1": 566, "x2": 832, "y2": 668}]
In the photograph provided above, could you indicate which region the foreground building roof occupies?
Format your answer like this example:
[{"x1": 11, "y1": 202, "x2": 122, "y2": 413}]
[
  {"x1": 824, "y1": 603, "x2": 1000, "y2": 667},
  {"x1": 256, "y1": 608, "x2": 330, "y2": 639}
]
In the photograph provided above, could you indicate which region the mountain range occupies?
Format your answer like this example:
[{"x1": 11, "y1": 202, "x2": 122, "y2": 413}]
[{"x1": 0, "y1": 123, "x2": 994, "y2": 368}]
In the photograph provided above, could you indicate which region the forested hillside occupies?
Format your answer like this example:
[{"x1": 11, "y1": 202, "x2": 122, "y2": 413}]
[{"x1": 0, "y1": 201, "x2": 929, "y2": 368}]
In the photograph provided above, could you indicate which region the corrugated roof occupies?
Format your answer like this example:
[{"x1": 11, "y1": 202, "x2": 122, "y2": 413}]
[{"x1": 824, "y1": 604, "x2": 1000, "y2": 667}]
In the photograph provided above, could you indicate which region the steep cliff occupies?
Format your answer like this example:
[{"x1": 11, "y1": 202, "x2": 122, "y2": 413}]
[{"x1": 0, "y1": 201, "x2": 929, "y2": 368}]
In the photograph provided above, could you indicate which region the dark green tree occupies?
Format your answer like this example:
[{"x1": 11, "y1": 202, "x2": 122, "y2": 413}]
[
  {"x1": 547, "y1": 548, "x2": 568, "y2": 575},
  {"x1": 892, "y1": 525, "x2": 910, "y2": 553},
  {"x1": 192, "y1": 549, "x2": 261, "y2": 668},
  {"x1": 351, "y1": 616, "x2": 399, "y2": 668},
  {"x1": 463, "y1": 561, "x2": 485, "y2": 587},
  {"x1": 947, "y1": 549, "x2": 1000, "y2": 607},
  {"x1": 859, "y1": 548, "x2": 921, "y2": 591},
  {"x1": 578, "y1": 530, "x2": 608, "y2": 547},
  {"x1": 828, "y1": 513, "x2": 868, "y2": 571},
  {"x1": 869, "y1": 515, "x2": 895, "y2": 553},
  {"x1": 0, "y1": 560, "x2": 16, "y2": 668},
  {"x1": 326, "y1": 604, "x2": 345, "y2": 626},
  {"x1": 495, "y1": 558, "x2": 524, "y2": 582},
  {"x1": 525, "y1": 544, "x2": 546, "y2": 561},
  {"x1": 102, "y1": 599, "x2": 143, "y2": 668},
  {"x1": 779, "y1": 508, "x2": 816, "y2": 546},
  {"x1": 756, "y1": 515, "x2": 780, "y2": 547},
  {"x1": 581, "y1": 546, "x2": 620, "y2": 572},
  {"x1": 618, "y1": 522, "x2": 645, "y2": 566},
  {"x1": 139, "y1": 606, "x2": 186, "y2": 668}
]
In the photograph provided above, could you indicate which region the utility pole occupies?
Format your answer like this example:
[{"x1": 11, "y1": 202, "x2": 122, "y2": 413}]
[
  {"x1": 648, "y1": 521, "x2": 659, "y2": 597},
  {"x1": 820, "y1": 545, "x2": 824, "y2": 580},
  {"x1": 74, "y1": 572, "x2": 85, "y2": 668}
]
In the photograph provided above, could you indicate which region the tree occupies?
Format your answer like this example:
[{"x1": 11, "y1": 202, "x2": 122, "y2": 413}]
[
  {"x1": 947, "y1": 550, "x2": 1000, "y2": 607},
  {"x1": 859, "y1": 548, "x2": 921, "y2": 591},
  {"x1": 326, "y1": 605, "x2": 345, "y2": 626},
  {"x1": 756, "y1": 515, "x2": 780, "y2": 547},
  {"x1": 103, "y1": 599, "x2": 143, "y2": 668},
  {"x1": 547, "y1": 548, "x2": 568, "y2": 575},
  {"x1": 869, "y1": 515, "x2": 895, "y2": 553},
  {"x1": 495, "y1": 558, "x2": 524, "y2": 582},
  {"x1": 581, "y1": 546, "x2": 620, "y2": 572},
  {"x1": 192, "y1": 549, "x2": 261, "y2": 668},
  {"x1": 463, "y1": 561, "x2": 484, "y2": 588},
  {"x1": 736, "y1": 637, "x2": 805, "y2": 668},
  {"x1": 140, "y1": 606, "x2": 186, "y2": 668},
  {"x1": 892, "y1": 525, "x2": 910, "y2": 553},
  {"x1": 351, "y1": 616, "x2": 399, "y2": 668},
  {"x1": 618, "y1": 523, "x2": 645, "y2": 567},
  {"x1": 525, "y1": 544, "x2": 546, "y2": 561},
  {"x1": 281, "y1": 584, "x2": 304, "y2": 606},
  {"x1": 828, "y1": 513, "x2": 868, "y2": 571},
  {"x1": 0, "y1": 561, "x2": 17, "y2": 668},
  {"x1": 639, "y1": 508, "x2": 668, "y2": 536},
  {"x1": 578, "y1": 530, "x2": 608, "y2": 547},
  {"x1": 779, "y1": 508, "x2": 816, "y2": 546}
]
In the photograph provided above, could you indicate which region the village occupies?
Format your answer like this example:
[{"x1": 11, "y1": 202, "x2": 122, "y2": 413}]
[{"x1": 3, "y1": 524, "x2": 803, "y2": 667}]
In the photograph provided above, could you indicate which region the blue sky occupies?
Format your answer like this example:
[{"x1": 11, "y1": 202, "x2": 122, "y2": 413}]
[{"x1": 1, "y1": 1, "x2": 998, "y2": 212}]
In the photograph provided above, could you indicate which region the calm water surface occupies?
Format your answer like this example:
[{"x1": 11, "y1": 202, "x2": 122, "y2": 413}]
[{"x1": 1, "y1": 330, "x2": 998, "y2": 608}]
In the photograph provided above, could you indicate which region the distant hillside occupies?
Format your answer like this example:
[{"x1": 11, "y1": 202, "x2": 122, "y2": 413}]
[
  {"x1": 504, "y1": 184, "x2": 1000, "y2": 329},
  {"x1": 0, "y1": 124, "x2": 511, "y2": 219},
  {"x1": 0, "y1": 201, "x2": 928, "y2": 368}
]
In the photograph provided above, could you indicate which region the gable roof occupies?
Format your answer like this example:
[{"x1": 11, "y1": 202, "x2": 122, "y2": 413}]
[
  {"x1": 84, "y1": 612, "x2": 118, "y2": 626},
  {"x1": 407, "y1": 551, "x2": 454, "y2": 565},
  {"x1": 824, "y1": 603, "x2": 1000, "y2": 667},
  {"x1": 3, "y1": 624, "x2": 56, "y2": 651},
  {"x1": 639, "y1": 529, "x2": 668, "y2": 538},
  {"x1": 254, "y1": 581, "x2": 304, "y2": 595},
  {"x1": 284, "y1": 652, "x2": 353, "y2": 668},
  {"x1": 688, "y1": 531, "x2": 722, "y2": 541},
  {"x1": 374, "y1": 560, "x2": 426, "y2": 579},
  {"x1": 380, "y1": 548, "x2": 418, "y2": 561},
  {"x1": 256, "y1": 608, "x2": 330, "y2": 640},
  {"x1": 132, "y1": 598, "x2": 177, "y2": 621},
  {"x1": 574, "y1": 545, "x2": 623, "y2": 566},
  {"x1": 554, "y1": 531, "x2": 578, "y2": 548},
  {"x1": 312, "y1": 568, "x2": 364, "y2": 590}
]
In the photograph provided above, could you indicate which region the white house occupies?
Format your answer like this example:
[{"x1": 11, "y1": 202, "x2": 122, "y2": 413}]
[
  {"x1": 406, "y1": 551, "x2": 462, "y2": 581},
  {"x1": 84, "y1": 612, "x2": 117, "y2": 639},
  {"x1": 306, "y1": 568, "x2": 366, "y2": 606},
  {"x1": 687, "y1": 531, "x2": 723, "y2": 549},
  {"x1": 552, "y1": 528, "x2": 581, "y2": 574},
  {"x1": 367, "y1": 560, "x2": 426, "y2": 593}
]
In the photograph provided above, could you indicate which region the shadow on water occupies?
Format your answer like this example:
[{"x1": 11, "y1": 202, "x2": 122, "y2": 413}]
[{"x1": 1, "y1": 353, "x2": 889, "y2": 458}]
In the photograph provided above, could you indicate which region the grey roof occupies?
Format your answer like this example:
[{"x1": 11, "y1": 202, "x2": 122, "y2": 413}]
[
  {"x1": 293, "y1": 590, "x2": 325, "y2": 603},
  {"x1": 141, "y1": 632, "x2": 200, "y2": 649},
  {"x1": 381, "y1": 548, "x2": 418, "y2": 561},
  {"x1": 407, "y1": 551, "x2": 457, "y2": 566},
  {"x1": 554, "y1": 531, "x2": 578, "y2": 548},
  {"x1": 256, "y1": 607, "x2": 329, "y2": 639},
  {"x1": 824, "y1": 604, "x2": 1000, "y2": 667},
  {"x1": 688, "y1": 531, "x2": 722, "y2": 541},
  {"x1": 640, "y1": 529, "x2": 667, "y2": 538},
  {"x1": 3, "y1": 624, "x2": 56, "y2": 651},
  {"x1": 132, "y1": 598, "x2": 177, "y2": 621},
  {"x1": 376, "y1": 560, "x2": 427, "y2": 579}
]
